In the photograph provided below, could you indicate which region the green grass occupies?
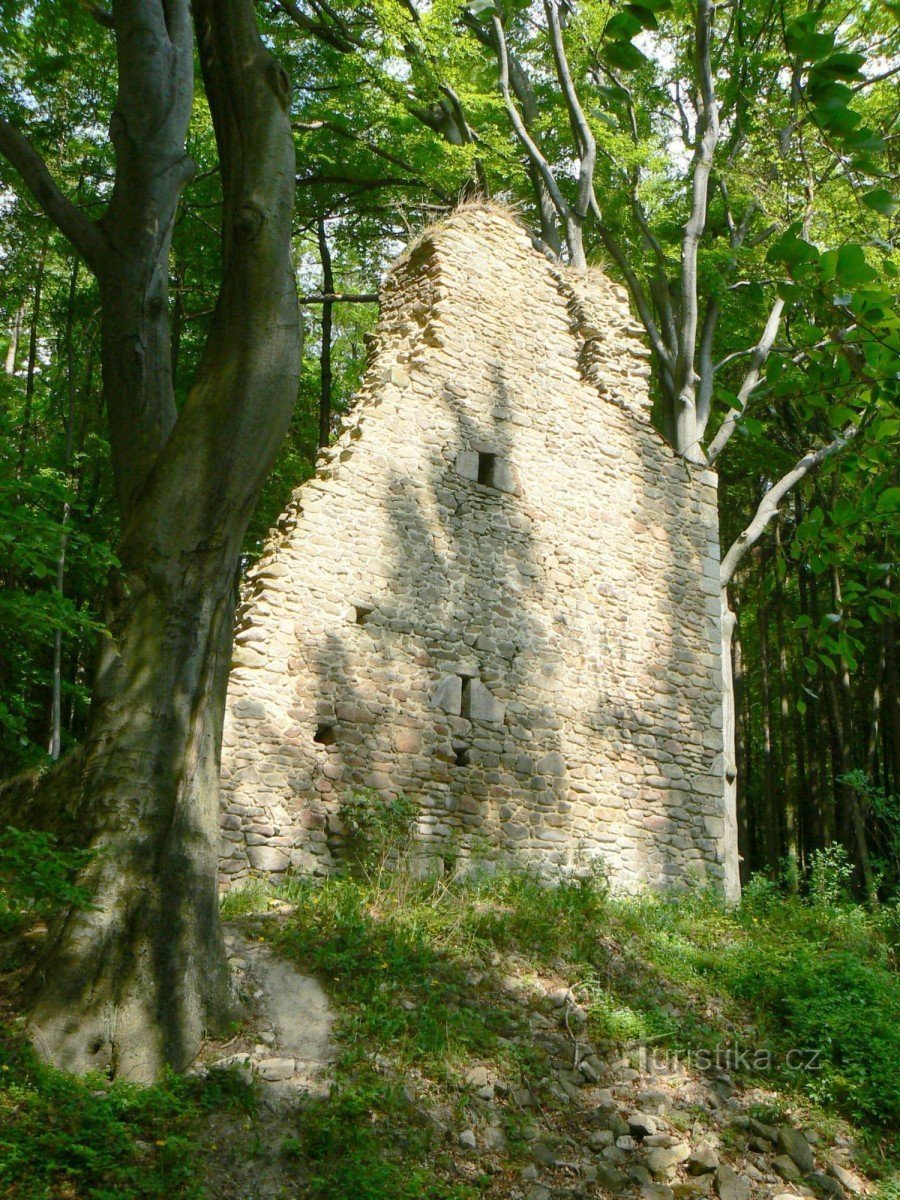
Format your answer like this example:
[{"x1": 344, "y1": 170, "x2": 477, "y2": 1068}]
[
  {"x1": 2, "y1": 820, "x2": 898, "y2": 1198},
  {"x1": 281, "y1": 1070, "x2": 479, "y2": 1200},
  {"x1": 257, "y1": 864, "x2": 900, "y2": 1134}
]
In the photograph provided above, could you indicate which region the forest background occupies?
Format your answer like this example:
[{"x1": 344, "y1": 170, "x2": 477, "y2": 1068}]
[{"x1": 0, "y1": 0, "x2": 898, "y2": 895}]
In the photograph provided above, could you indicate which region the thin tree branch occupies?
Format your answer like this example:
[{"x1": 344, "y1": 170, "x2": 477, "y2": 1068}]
[
  {"x1": 489, "y1": 13, "x2": 575, "y2": 251},
  {"x1": 720, "y1": 427, "x2": 857, "y2": 589},
  {"x1": 589, "y1": 190, "x2": 676, "y2": 380},
  {"x1": 544, "y1": 0, "x2": 595, "y2": 231},
  {"x1": 707, "y1": 295, "x2": 786, "y2": 463},
  {"x1": 0, "y1": 119, "x2": 104, "y2": 267},
  {"x1": 300, "y1": 292, "x2": 378, "y2": 303}
]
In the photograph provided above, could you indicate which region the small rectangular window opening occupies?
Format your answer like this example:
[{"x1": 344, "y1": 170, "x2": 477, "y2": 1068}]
[
  {"x1": 477, "y1": 452, "x2": 497, "y2": 487},
  {"x1": 354, "y1": 605, "x2": 374, "y2": 626},
  {"x1": 453, "y1": 745, "x2": 470, "y2": 767},
  {"x1": 314, "y1": 723, "x2": 336, "y2": 746},
  {"x1": 460, "y1": 676, "x2": 472, "y2": 718}
]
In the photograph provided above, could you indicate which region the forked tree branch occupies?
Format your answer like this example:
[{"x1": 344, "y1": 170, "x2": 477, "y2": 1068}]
[
  {"x1": 489, "y1": 13, "x2": 579, "y2": 260},
  {"x1": 706, "y1": 295, "x2": 786, "y2": 463},
  {"x1": 720, "y1": 426, "x2": 857, "y2": 588}
]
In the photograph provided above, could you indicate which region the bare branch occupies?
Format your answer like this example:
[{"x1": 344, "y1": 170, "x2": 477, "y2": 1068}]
[
  {"x1": 590, "y1": 190, "x2": 675, "y2": 380},
  {"x1": 544, "y1": 0, "x2": 595, "y2": 228},
  {"x1": 673, "y1": 0, "x2": 721, "y2": 462},
  {"x1": 275, "y1": 0, "x2": 362, "y2": 52},
  {"x1": 82, "y1": 1, "x2": 114, "y2": 28},
  {"x1": 300, "y1": 292, "x2": 378, "y2": 304},
  {"x1": 0, "y1": 118, "x2": 104, "y2": 267},
  {"x1": 463, "y1": 11, "x2": 561, "y2": 254},
  {"x1": 720, "y1": 428, "x2": 857, "y2": 588},
  {"x1": 706, "y1": 296, "x2": 785, "y2": 463},
  {"x1": 489, "y1": 15, "x2": 575, "y2": 251}
]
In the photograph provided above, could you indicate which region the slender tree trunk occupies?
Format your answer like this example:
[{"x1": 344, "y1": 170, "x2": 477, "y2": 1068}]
[
  {"x1": 774, "y1": 523, "x2": 798, "y2": 883},
  {"x1": 317, "y1": 215, "x2": 333, "y2": 448},
  {"x1": 5, "y1": 303, "x2": 23, "y2": 374},
  {"x1": 758, "y1": 548, "x2": 780, "y2": 872},
  {"x1": 16, "y1": 241, "x2": 47, "y2": 478},
  {"x1": 720, "y1": 585, "x2": 742, "y2": 899},
  {"x1": 828, "y1": 563, "x2": 876, "y2": 900},
  {"x1": 49, "y1": 258, "x2": 80, "y2": 761},
  {"x1": 883, "y1": 596, "x2": 899, "y2": 798},
  {"x1": 732, "y1": 596, "x2": 750, "y2": 883}
]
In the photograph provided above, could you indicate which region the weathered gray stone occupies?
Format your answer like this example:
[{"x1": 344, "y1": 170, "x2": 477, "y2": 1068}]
[
  {"x1": 464, "y1": 679, "x2": 505, "y2": 724},
  {"x1": 647, "y1": 1143, "x2": 691, "y2": 1176},
  {"x1": 713, "y1": 1165, "x2": 750, "y2": 1200},
  {"x1": 594, "y1": 1162, "x2": 631, "y2": 1192},
  {"x1": 688, "y1": 1143, "x2": 719, "y2": 1174},
  {"x1": 246, "y1": 845, "x2": 290, "y2": 872},
  {"x1": 431, "y1": 675, "x2": 462, "y2": 714},
  {"x1": 641, "y1": 1185, "x2": 674, "y2": 1200},
  {"x1": 772, "y1": 1155, "x2": 802, "y2": 1182},
  {"x1": 826, "y1": 1163, "x2": 863, "y2": 1194},
  {"x1": 627, "y1": 1111, "x2": 658, "y2": 1138},
  {"x1": 777, "y1": 1126, "x2": 815, "y2": 1173},
  {"x1": 256, "y1": 1057, "x2": 295, "y2": 1081},
  {"x1": 809, "y1": 1173, "x2": 845, "y2": 1199}
]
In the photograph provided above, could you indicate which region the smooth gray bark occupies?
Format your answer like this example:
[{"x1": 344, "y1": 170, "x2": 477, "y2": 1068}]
[{"x1": 3, "y1": 0, "x2": 302, "y2": 1080}]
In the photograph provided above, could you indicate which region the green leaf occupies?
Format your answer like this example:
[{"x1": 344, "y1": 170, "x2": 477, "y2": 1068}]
[
  {"x1": 818, "y1": 249, "x2": 839, "y2": 282},
  {"x1": 828, "y1": 406, "x2": 857, "y2": 427},
  {"x1": 785, "y1": 15, "x2": 835, "y2": 62},
  {"x1": 836, "y1": 244, "x2": 877, "y2": 286},
  {"x1": 862, "y1": 188, "x2": 899, "y2": 217},
  {"x1": 876, "y1": 487, "x2": 900, "y2": 514},
  {"x1": 809, "y1": 81, "x2": 853, "y2": 109},
  {"x1": 601, "y1": 40, "x2": 647, "y2": 70},
  {"x1": 624, "y1": 3, "x2": 660, "y2": 30},
  {"x1": 814, "y1": 51, "x2": 866, "y2": 81},
  {"x1": 796, "y1": 697, "x2": 807, "y2": 716},
  {"x1": 606, "y1": 11, "x2": 642, "y2": 39},
  {"x1": 841, "y1": 129, "x2": 886, "y2": 153}
]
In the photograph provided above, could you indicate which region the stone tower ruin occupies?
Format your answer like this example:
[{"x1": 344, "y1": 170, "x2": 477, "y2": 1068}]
[{"x1": 219, "y1": 206, "x2": 733, "y2": 896}]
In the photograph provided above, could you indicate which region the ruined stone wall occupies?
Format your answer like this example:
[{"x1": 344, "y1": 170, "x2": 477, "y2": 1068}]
[{"x1": 219, "y1": 207, "x2": 731, "y2": 895}]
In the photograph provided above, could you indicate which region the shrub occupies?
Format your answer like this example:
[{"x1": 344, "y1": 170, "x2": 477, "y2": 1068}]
[{"x1": 0, "y1": 827, "x2": 93, "y2": 935}]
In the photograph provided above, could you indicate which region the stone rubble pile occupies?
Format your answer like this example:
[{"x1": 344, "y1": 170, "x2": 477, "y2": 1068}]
[{"x1": 434, "y1": 976, "x2": 870, "y2": 1199}]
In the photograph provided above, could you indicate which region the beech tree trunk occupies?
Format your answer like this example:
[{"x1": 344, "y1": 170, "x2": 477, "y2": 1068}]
[{"x1": 3, "y1": 0, "x2": 302, "y2": 1080}]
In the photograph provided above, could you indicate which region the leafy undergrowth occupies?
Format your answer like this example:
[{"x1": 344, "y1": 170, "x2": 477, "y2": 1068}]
[
  {"x1": 228, "y1": 862, "x2": 899, "y2": 1198},
  {"x1": 0, "y1": 1031, "x2": 253, "y2": 1200},
  {"x1": 264, "y1": 867, "x2": 900, "y2": 1127},
  {"x1": 1, "y1": 828, "x2": 898, "y2": 1199}
]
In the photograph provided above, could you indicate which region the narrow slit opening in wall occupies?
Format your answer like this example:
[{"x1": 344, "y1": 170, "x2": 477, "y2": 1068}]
[
  {"x1": 460, "y1": 676, "x2": 472, "y2": 718},
  {"x1": 453, "y1": 744, "x2": 470, "y2": 767},
  {"x1": 354, "y1": 605, "x2": 374, "y2": 626},
  {"x1": 477, "y1": 452, "x2": 497, "y2": 487},
  {"x1": 314, "y1": 723, "x2": 336, "y2": 746}
]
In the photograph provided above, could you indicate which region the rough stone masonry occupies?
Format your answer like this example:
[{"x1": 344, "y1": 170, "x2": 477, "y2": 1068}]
[{"x1": 219, "y1": 205, "x2": 735, "y2": 897}]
